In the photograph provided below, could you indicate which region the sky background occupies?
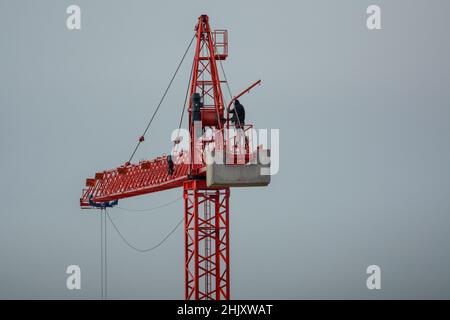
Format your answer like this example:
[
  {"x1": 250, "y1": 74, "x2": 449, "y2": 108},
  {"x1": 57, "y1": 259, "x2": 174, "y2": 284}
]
[{"x1": 1, "y1": 0, "x2": 450, "y2": 299}]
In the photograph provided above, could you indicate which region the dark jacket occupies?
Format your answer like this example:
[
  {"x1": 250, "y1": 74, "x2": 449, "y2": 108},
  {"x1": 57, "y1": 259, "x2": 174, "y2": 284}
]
[{"x1": 230, "y1": 102, "x2": 245, "y2": 126}]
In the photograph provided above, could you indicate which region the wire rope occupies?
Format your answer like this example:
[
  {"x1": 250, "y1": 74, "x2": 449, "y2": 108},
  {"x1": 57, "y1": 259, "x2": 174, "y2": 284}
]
[{"x1": 105, "y1": 209, "x2": 183, "y2": 253}]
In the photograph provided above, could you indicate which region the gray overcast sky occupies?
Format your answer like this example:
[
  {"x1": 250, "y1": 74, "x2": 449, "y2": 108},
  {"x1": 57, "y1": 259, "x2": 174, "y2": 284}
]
[{"x1": 1, "y1": 0, "x2": 450, "y2": 299}]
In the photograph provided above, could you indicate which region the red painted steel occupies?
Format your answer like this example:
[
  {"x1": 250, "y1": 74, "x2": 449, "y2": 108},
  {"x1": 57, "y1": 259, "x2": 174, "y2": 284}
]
[
  {"x1": 189, "y1": 15, "x2": 226, "y2": 133},
  {"x1": 80, "y1": 154, "x2": 192, "y2": 208},
  {"x1": 79, "y1": 15, "x2": 254, "y2": 300},
  {"x1": 184, "y1": 180, "x2": 230, "y2": 300},
  {"x1": 185, "y1": 15, "x2": 231, "y2": 299}
]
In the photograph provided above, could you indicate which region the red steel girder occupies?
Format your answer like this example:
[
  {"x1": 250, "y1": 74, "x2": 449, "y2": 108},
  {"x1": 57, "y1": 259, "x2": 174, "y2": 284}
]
[
  {"x1": 184, "y1": 180, "x2": 230, "y2": 300},
  {"x1": 80, "y1": 155, "x2": 194, "y2": 208}
]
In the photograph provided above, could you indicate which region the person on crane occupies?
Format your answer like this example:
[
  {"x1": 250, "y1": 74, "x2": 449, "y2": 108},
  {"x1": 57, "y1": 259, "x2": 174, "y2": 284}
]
[
  {"x1": 167, "y1": 155, "x2": 174, "y2": 176},
  {"x1": 228, "y1": 99, "x2": 246, "y2": 155},
  {"x1": 229, "y1": 99, "x2": 245, "y2": 127}
]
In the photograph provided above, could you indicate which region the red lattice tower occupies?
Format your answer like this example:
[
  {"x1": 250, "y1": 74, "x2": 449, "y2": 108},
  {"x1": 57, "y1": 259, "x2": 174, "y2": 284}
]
[
  {"x1": 185, "y1": 15, "x2": 230, "y2": 300},
  {"x1": 184, "y1": 180, "x2": 230, "y2": 300}
]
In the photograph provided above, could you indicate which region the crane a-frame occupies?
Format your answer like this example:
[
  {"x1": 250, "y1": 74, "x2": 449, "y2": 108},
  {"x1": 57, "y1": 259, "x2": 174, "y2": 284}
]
[{"x1": 80, "y1": 15, "x2": 271, "y2": 300}]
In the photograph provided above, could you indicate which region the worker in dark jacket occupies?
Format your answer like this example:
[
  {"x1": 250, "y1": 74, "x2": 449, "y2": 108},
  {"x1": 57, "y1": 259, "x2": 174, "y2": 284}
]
[
  {"x1": 228, "y1": 99, "x2": 246, "y2": 155},
  {"x1": 229, "y1": 99, "x2": 245, "y2": 128},
  {"x1": 167, "y1": 155, "x2": 174, "y2": 176}
]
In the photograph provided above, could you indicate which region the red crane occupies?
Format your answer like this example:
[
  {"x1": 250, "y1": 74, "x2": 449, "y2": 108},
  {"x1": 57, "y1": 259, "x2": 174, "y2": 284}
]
[{"x1": 80, "y1": 15, "x2": 271, "y2": 300}]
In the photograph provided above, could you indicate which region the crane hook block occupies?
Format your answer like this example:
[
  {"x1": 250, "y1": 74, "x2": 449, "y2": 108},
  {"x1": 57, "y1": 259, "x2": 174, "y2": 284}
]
[
  {"x1": 139, "y1": 136, "x2": 145, "y2": 142},
  {"x1": 88, "y1": 195, "x2": 118, "y2": 208}
]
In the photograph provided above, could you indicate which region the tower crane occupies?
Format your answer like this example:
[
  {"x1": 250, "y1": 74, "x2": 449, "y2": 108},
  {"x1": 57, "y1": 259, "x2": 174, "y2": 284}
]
[{"x1": 80, "y1": 15, "x2": 271, "y2": 300}]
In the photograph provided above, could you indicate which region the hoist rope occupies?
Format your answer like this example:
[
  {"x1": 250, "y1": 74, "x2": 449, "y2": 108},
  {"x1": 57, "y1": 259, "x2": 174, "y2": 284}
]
[
  {"x1": 128, "y1": 33, "x2": 196, "y2": 163},
  {"x1": 217, "y1": 54, "x2": 233, "y2": 100},
  {"x1": 100, "y1": 209, "x2": 107, "y2": 299},
  {"x1": 100, "y1": 210, "x2": 103, "y2": 299},
  {"x1": 105, "y1": 208, "x2": 183, "y2": 253},
  {"x1": 173, "y1": 58, "x2": 195, "y2": 149},
  {"x1": 104, "y1": 209, "x2": 107, "y2": 300},
  {"x1": 115, "y1": 196, "x2": 182, "y2": 213},
  {"x1": 213, "y1": 42, "x2": 244, "y2": 131}
]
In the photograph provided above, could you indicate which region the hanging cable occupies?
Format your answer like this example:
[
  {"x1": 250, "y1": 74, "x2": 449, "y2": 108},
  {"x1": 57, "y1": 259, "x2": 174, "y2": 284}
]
[
  {"x1": 213, "y1": 40, "x2": 243, "y2": 127},
  {"x1": 105, "y1": 209, "x2": 183, "y2": 253},
  {"x1": 213, "y1": 41, "x2": 245, "y2": 140},
  {"x1": 100, "y1": 209, "x2": 108, "y2": 300},
  {"x1": 115, "y1": 196, "x2": 182, "y2": 213},
  {"x1": 100, "y1": 210, "x2": 103, "y2": 299},
  {"x1": 173, "y1": 57, "x2": 195, "y2": 149},
  {"x1": 213, "y1": 39, "x2": 233, "y2": 100},
  {"x1": 128, "y1": 33, "x2": 196, "y2": 163},
  {"x1": 218, "y1": 56, "x2": 233, "y2": 100},
  {"x1": 104, "y1": 208, "x2": 107, "y2": 300}
]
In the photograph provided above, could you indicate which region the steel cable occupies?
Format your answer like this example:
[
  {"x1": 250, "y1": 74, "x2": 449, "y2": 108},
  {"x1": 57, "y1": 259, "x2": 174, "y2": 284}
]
[
  {"x1": 173, "y1": 58, "x2": 195, "y2": 149},
  {"x1": 115, "y1": 196, "x2": 182, "y2": 213},
  {"x1": 105, "y1": 208, "x2": 183, "y2": 253},
  {"x1": 128, "y1": 33, "x2": 196, "y2": 163}
]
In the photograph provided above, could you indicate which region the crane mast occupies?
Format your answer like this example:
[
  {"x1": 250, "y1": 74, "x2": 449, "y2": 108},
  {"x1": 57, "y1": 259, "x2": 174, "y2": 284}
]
[
  {"x1": 80, "y1": 15, "x2": 270, "y2": 300},
  {"x1": 184, "y1": 15, "x2": 230, "y2": 300}
]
